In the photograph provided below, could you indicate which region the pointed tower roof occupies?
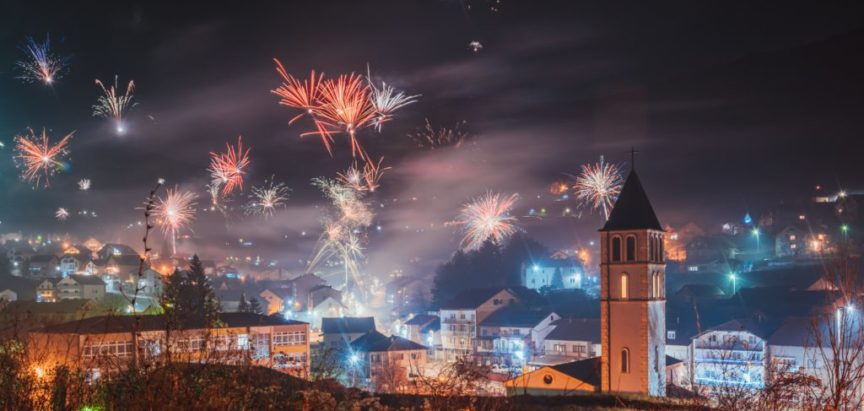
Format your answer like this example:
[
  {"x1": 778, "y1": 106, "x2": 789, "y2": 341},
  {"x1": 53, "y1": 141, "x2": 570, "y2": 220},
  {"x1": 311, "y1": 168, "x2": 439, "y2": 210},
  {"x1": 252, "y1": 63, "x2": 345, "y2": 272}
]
[{"x1": 600, "y1": 169, "x2": 662, "y2": 231}]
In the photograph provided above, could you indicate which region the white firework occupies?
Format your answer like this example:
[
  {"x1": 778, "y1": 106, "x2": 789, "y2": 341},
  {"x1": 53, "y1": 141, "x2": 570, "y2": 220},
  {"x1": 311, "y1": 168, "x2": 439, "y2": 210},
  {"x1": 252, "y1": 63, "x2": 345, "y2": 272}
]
[
  {"x1": 78, "y1": 178, "x2": 91, "y2": 191},
  {"x1": 55, "y1": 207, "x2": 69, "y2": 221}
]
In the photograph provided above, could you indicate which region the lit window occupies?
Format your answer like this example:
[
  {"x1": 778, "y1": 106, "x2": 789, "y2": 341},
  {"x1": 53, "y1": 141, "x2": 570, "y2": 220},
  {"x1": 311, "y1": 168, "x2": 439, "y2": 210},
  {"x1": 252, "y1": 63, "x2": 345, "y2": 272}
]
[
  {"x1": 667, "y1": 330, "x2": 676, "y2": 340},
  {"x1": 620, "y1": 274, "x2": 629, "y2": 300}
]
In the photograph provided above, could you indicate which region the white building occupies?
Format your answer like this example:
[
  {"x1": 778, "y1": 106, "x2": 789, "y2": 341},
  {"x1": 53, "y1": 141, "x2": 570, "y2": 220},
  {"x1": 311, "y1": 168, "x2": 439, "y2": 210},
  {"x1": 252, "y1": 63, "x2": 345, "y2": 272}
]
[
  {"x1": 522, "y1": 258, "x2": 585, "y2": 290},
  {"x1": 439, "y1": 288, "x2": 521, "y2": 360}
]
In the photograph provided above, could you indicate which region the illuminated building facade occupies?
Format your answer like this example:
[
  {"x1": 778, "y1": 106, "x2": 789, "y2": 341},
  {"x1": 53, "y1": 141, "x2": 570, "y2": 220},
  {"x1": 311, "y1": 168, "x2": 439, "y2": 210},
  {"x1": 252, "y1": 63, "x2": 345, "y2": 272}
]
[{"x1": 28, "y1": 313, "x2": 310, "y2": 380}]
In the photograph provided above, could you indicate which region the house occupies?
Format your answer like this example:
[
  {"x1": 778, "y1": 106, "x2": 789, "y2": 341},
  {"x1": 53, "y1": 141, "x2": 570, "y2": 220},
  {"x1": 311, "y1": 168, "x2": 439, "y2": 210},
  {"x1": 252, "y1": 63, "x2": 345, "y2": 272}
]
[
  {"x1": 97, "y1": 254, "x2": 143, "y2": 282},
  {"x1": 439, "y1": 287, "x2": 522, "y2": 360},
  {"x1": 259, "y1": 289, "x2": 284, "y2": 315},
  {"x1": 321, "y1": 316, "x2": 376, "y2": 349},
  {"x1": 310, "y1": 296, "x2": 349, "y2": 323},
  {"x1": 505, "y1": 357, "x2": 601, "y2": 395},
  {"x1": 36, "y1": 279, "x2": 57, "y2": 302},
  {"x1": 28, "y1": 313, "x2": 311, "y2": 379},
  {"x1": 691, "y1": 319, "x2": 771, "y2": 389},
  {"x1": 27, "y1": 254, "x2": 59, "y2": 277},
  {"x1": 404, "y1": 314, "x2": 440, "y2": 350},
  {"x1": 58, "y1": 254, "x2": 88, "y2": 277},
  {"x1": 476, "y1": 307, "x2": 559, "y2": 368},
  {"x1": 522, "y1": 258, "x2": 585, "y2": 290},
  {"x1": 134, "y1": 269, "x2": 164, "y2": 297},
  {"x1": 532, "y1": 318, "x2": 601, "y2": 368},
  {"x1": 0, "y1": 289, "x2": 17, "y2": 303},
  {"x1": 350, "y1": 330, "x2": 428, "y2": 392},
  {"x1": 56, "y1": 275, "x2": 106, "y2": 301},
  {"x1": 290, "y1": 273, "x2": 327, "y2": 310}
]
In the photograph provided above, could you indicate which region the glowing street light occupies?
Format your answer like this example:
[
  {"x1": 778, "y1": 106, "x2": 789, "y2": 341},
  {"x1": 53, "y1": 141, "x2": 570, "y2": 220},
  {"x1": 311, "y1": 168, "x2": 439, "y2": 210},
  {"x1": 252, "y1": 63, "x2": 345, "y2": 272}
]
[
  {"x1": 729, "y1": 272, "x2": 738, "y2": 295},
  {"x1": 752, "y1": 228, "x2": 761, "y2": 252}
]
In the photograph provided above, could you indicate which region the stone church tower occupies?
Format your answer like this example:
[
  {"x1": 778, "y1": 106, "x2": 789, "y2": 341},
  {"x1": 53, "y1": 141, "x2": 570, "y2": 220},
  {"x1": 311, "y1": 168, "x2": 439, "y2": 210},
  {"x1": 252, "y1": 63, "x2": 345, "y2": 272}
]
[{"x1": 599, "y1": 169, "x2": 666, "y2": 396}]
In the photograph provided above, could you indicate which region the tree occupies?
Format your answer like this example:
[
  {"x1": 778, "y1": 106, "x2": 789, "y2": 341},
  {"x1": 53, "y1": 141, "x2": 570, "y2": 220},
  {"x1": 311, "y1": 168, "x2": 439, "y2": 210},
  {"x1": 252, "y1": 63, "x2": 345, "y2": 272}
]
[
  {"x1": 432, "y1": 236, "x2": 551, "y2": 308},
  {"x1": 162, "y1": 255, "x2": 220, "y2": 326},
  {"x1": 238, "y1": 293, "x2": 250, "y2": 313},
  {"x1": 249, "y1": 298, "x2": 262, "y2": 315},
  {"x1": 807, "y1": 251, "x2": 864, "y2": 410}
]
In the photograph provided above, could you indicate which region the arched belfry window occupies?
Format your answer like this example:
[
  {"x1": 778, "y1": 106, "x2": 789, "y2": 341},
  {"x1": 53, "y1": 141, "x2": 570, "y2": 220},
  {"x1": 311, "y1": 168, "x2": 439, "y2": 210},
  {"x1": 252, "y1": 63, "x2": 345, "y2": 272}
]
[
  {"x1": 611, "y1": 237, "x2": 622, "y2": 262},
  {"x1": 659, "y1": 236, "x2": 664, "y2": 262},
  {"x1": 620, "y1": 273, "x2": 629, "y2": 300},
  {"x1": 621, "y1": 348, "x2": 630, "y2": 373},
  {"x1": 648, "y1": 236, "x2": 655, "y2": 262},
  {"x1": 625, "y1": 236, "x2": 636, "y2": 262}
]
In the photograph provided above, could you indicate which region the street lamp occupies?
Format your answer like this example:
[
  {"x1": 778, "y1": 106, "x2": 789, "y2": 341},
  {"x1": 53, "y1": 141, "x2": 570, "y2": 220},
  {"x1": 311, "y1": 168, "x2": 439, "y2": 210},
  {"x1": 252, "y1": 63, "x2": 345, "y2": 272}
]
[
  {"x1": 729, "y1": 272, "x2": 738, "y2": 295},
  {"x1": 752, "y1": 228, "x2": 761, "y2": 252}
]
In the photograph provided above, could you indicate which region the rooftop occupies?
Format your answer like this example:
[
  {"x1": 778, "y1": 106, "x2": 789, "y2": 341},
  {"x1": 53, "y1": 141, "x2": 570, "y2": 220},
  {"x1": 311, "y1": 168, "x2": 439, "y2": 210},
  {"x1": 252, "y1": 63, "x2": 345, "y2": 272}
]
[
  {"x1": 35, "y1": 312, "x2": 307, "y2": 334},
  {"x1": 321, "y1": 316, "x2": 376, "y2": 334},
  {"x1": 481, "y1": 307, "x2": 555, "y2": 328},
  {"x1": 350, "y1": 330, "x2": 427, "y2": 352},
  {"x1": 545, "y1": 318, "x2": 601, "y2": 343},
  {"x1": 601, "y1": 169, "x2": 663, "y2": 232}
]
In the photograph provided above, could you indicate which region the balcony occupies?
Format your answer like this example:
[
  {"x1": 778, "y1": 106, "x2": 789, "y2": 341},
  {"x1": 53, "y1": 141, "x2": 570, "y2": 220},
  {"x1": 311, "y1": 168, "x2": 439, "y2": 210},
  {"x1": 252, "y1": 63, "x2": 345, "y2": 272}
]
[{"x1": 441, "y1": 317, "x2": 474, "y2": 325}]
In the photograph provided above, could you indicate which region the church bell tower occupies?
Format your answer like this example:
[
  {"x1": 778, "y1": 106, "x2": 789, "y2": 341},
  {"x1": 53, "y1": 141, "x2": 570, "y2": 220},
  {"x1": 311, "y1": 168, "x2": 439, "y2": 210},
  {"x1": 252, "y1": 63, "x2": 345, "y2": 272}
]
[{"x1": 599, "y1": 168, "x2": 666, "y2": 396}]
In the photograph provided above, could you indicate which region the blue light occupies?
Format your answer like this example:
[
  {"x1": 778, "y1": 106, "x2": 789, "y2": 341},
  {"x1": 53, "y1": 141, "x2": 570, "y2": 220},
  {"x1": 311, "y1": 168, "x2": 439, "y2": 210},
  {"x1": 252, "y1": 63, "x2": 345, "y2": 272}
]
[{"x1": 743, "y1": 213, "x2": 752, "y2": 225}]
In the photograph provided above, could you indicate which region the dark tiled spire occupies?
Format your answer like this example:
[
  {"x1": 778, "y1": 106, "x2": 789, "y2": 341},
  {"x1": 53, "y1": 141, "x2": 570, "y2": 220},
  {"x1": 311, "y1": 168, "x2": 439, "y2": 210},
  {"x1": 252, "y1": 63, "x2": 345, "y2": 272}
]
[{"x1": 600, "y1": 169, "x2": 662, "y2": 231}]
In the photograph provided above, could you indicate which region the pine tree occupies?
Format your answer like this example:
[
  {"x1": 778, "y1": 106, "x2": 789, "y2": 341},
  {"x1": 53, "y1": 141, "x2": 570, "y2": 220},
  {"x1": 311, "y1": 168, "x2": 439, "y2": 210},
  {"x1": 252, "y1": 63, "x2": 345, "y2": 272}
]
[
  {"x1": 162, "y1": 255, "x2": 220, "y2": 327},
  {"x1": 249, "y1": 297, "x2": 262, "y2": 315},
  {"x1": 238, "y1": 293, "x2": 250, "y2": 313}
]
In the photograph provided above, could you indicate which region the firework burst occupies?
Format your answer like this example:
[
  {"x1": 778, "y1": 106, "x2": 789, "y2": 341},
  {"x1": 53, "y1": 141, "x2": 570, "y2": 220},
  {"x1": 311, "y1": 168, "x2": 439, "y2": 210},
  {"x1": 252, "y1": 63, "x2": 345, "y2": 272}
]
[
  {"x1": 153, "y1": 186, "x2": 198, "y2": 256},
  {"x1": 572, "y1": 156, "x2": 624, "y2": 220},
  {"x1": 16, "y1": 35, "x2": 69, "y2": 85},
  {"x1": 367, "y1": 67, "x2": 419, "y2": 132},
  {"x1": 362, "y1": 157, "x2": 390, "y2": 193},
  {"x1": 208, "y1": 136, "x2": 251, "y2": 197},
  {"x1": 271, "y1": 61, "x2": 334, "y2": 153},
  {"x1": 337, "y1": 164, "x2": 366, "y2": 192},
  {"x1": 55, "y1": 208, "x2": 69, "y2": 221},
  {"x1": 78, "y1": 178, "x2": 91, "y2": 191},
  {"x1": 408, "y1": 119, "x2": 472, "y2": 149},
  {"x1": 310, "y1": 73, "x2": 376, "y2": 159},
  {"x1": 454, "y1": 192, "x2": 520, "y2": 251},
  {"x1": 245, "y1": 176, "x2": 290, "y2": 218},
  {"x1": 14, "y1": 128, "x2": 73, "y2": 188},
  {"x1": 308, "y1": 178, "x2": 374, "y2": 286},
  {"x1": 93, "y1": 76, "x2": 137, "y2": 134}
]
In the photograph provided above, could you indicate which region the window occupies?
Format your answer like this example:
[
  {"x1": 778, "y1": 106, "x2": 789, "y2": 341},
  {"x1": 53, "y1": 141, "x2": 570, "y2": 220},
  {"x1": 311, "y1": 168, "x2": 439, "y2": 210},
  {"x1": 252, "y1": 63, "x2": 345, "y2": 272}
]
[
  {"x1": 574, "y1": 345, "x2": 586, "y2": 353},
  {"x1": 543, "y1": 374, "x2": 553, "y2": 385},
  {"x1": 626, "y1": 236, "x2": 636, "y2": 262},
  {"x1": 82, "y1": 341, "x2": 134, "y2": 359},
  {"x1": 667, "y1": 330, "x2": 676, "y2": 340},
  {"x1": 648, "y1": 236, "x2": 655, "y2": 262},
  {"x1": 620, "y1": 273, "x2": 629, "y2": 299},
  {"x1": 252, "y1": 333, "x2": 270, "y2": 358},
  {"x1": 611, "y1": 237, "x2": 622, "y2": 262},
  {"x1": 621, "y1": 348, "x2": 630, "y2": 373},
  {"x1": 272, "y1": 331, "x2": 306, "y2": 346},
  {"x1": 658, "y1": 237, "x2": 664, "y2": 261},
  {"x1": 554, "y1": 344, "x2": 565, "y2": 353}
]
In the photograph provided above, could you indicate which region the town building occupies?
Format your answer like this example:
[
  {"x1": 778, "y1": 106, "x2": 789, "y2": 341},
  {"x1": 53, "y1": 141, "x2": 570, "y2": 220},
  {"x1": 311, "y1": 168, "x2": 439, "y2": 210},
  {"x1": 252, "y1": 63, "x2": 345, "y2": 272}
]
[
  {"x1": 350, "y1": 330, "x2": 428, "y2": 392},
  {"x1": 599, "y1": 168, "x2": 666, "y2": 396},
  {"x1": 522, "y1": 258, "x2": 585, "y2": 291},
  {"x1": 28, "y1": 313, "x2": 310, "y2": 379},
  {"x1": 505, "y1": 357, "x2": 601, "y2": 395},
  {"x1": 532, "y1": 318, "x2": 601, "y2": 368},
  {"x1": 475, "y1": 307, "x2": 558, "y2": 368},
  {"x1": 404, "y1": 314, "x2": 440, "y2": 353},
  {"x1": 439, "y1": 287, "x2": 522, "y2": 360},
  {"x1": 56, "y1": 275, "x2": 106, "y2": 301}
]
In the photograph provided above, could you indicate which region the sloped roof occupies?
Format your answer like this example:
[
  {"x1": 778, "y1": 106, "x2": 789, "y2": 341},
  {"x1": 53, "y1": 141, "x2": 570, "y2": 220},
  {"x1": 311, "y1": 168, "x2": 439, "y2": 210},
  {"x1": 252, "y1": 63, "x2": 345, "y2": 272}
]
[
  {"x1": 36, "y1": 312, "x2": 306, "y2": 334},
  {"x1": 405, "y1": 314, "x2": 438, "y2": 326},
  {"x1": 675, "y1": 284, "x2": 726, "y2": 299},
  {"x1": 545, "y1": 318, "x2": 601, "y2": 343},
  {"x1": 29, "y1": 254, "x2": 57, "y2": 263},
  {"x1": 601, "y1": 170, "x2": 662, "y2": 231},
  {"x1": 440, "y1": 287, "x2": 513, "y2": 310},
  {"x1": 350, "y1": 330, "x2": 427, "y2": 352},
  {"x1": 68, "y1": 274, "x2": 106, "y2": 286},
  {"x1": 321, "y1": 316, "x2": 375, "y2": 334},
  {"x1": 550, "y1": 357, "x2": 601, "y2": 387},
  {"x1": 481, "y1": 307, "x2": 554, "y2": 328}
]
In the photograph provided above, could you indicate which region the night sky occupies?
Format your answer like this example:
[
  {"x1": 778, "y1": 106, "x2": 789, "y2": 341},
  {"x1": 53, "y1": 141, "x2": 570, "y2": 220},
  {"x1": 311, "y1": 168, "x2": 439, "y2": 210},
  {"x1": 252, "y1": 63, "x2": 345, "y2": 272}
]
[{"x1": 2, "y1": 1, "x2": 864, "y2": 276}]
